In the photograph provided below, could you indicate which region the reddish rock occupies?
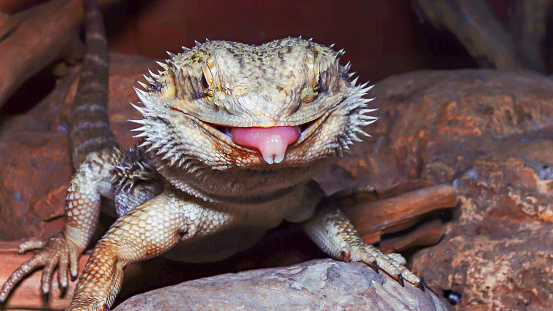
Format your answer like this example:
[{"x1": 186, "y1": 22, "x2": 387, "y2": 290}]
[
  {"x1": 358, "y1": 70, "x2": 553, "y2": 310},
  {"x1": 413, "y1": 139, "x2": 553, "y2": 310},
  {"x1": 318, "y1": 70, "x2": 553, "y2": 194}
]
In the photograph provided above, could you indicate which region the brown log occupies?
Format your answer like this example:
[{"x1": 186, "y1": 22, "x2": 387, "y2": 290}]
[
  {"x1": 343, "y1": 184, "x2": 457, "y2": 244},
  {"x1": 0, "y1": 0, "x2": 124, "y2": 109},
  {"x1": 0, "y1": 241, "x2": 89, "y2": 310},
  {"x1": 0, "y1": 0, "x2": 83, "y2": 109},
  {"x1": 0, "y1": 0, "x2": 42, "y2": 14},
  {"x1": 378, "y1": 218, "x2": 444, "y2": 253}
]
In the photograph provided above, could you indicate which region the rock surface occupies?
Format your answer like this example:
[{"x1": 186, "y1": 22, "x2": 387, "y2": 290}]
[
  {"x1": 413, "y1": 139, "x2": 553, "y2": 310},
  {"x1": 363, "y1": 70, "x2": 553, "y2": 310},
  {"x1": 318, "y1": 70, "x2": 553, "y2": 193},
  {"x1": 114, "y1": 259, "x2": 447, "y2": 311}
]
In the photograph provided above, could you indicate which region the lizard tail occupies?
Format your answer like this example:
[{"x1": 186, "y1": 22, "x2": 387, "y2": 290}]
[{"x1": 69, "y1": 0, "x2": 119, "y2": 168}]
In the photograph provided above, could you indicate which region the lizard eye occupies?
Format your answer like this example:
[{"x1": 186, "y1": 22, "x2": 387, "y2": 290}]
[
  {"x1": 200, "y1": 74, "x2": 210, "y2": 90},
  {"x1": 317, "y1": 70, "x2": 330, "y2": 94},
  {"x1": 300, "y1": 84, "x2": 319, "y2": 103},
  {"x1": 201, "y1": 64, "x2": 214, "y2": 100}
]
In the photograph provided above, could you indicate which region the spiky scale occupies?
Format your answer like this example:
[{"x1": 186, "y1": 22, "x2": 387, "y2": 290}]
[
  {"x1": 129, "y1": 103, "x2": 146, "y2": 115},
  {"x1": 134, "y1": 87, "x2": 153, "y2": 106},
  {"x1": 156, "y1": 61, "x2": 169, "y2": 70},
  {"x1": 148, "y1": 69, "x2": 159, "y2": 79},
  {"x1": 128, "y1": 118, "x2": 146, "y2": 125},
  {"x1": 344, "y1": 62, "x2": 351, "y2": 72},
  {"x1": 143, "y1": 74, "x2": 154, "y2": 84}
]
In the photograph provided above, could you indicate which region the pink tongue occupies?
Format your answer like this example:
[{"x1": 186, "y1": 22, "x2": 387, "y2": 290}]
[{"x1": 231, "y1": 126, "x2": 300, "y2": 164}]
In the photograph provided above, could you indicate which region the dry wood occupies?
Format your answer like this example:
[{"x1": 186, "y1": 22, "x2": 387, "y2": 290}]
[
  {"x1": 0, "y1": 0, "x2": 124, "y2": 109},
  {"x1": 342, "y1": 183, "x2": 457, "y2": 244},
  {"x1": 378, "y1": 218, "x2": 444, "y2": 253},
  {"x1": 0, "y1": 0, "x2": 83, "y2": 109}
]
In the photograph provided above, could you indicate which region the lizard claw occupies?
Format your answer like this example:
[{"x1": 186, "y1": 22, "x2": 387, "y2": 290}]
[
  {"x1": 370, "y1": 259, "x2": 379, "y2": 273},
  {"x1": 397, "y1": 272, "x2": 404, "y2": 287},
  {"x1": 417, "y1": 280, "x2": 425, "y2": 292},
  {"x1": 0, "y1": 233, "x2": 82, "y2": 302},
  {"x1": 350, "y1": 245, "x2": 422, "y2": 290}
]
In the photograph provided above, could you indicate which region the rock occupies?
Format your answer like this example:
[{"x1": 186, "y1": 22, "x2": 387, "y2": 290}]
[
  {"x1": 413, "y1": 138, "x2": 553, "y2": 310},
  {"x1": 318, "y1": 70, "x2": 553, "y2": 193},
  {"x1": 114, "y1": 259, "x2": 448, "y2": 311},
  {"x1": 357, "y1": 70, "x2": 553, "y2": 310}
]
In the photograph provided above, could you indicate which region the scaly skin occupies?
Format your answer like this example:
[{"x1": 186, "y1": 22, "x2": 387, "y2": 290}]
[{"x1": 1, "y1": 1, "x2": 423, "y2": 309}]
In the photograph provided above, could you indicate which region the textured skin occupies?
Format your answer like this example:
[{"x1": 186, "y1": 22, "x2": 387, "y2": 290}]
[{"x1": 0, "y1": 1, "x2": 423, "y2": 309}]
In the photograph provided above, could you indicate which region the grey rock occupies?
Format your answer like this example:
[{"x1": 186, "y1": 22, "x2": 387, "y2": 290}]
[{"x1": 115, "y1": 259, "x2": 448, "y2": 311}]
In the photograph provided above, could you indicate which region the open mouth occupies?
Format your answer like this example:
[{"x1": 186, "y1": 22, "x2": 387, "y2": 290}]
[{"x1": 202, "y1": 114, "x2": 328, "y2": 164}]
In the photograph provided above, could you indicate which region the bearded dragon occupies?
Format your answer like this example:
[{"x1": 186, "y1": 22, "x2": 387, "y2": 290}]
[{"x1": 0, "y1": 0, "x2": 423, "y2": 309}]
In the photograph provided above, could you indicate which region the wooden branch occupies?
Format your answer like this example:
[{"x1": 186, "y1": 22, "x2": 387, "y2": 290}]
[
  {"x1": 0, "y1": 0, "x2": 124, "y2": 109},
  {"x1": 0, "y1": 0, "x2": 83, "y2": 109},
  {"x1": 0, "y1": 0, "x2": 43, "y2": 14},
  {"x1": 413, "y1": 0, "x2": 526, "y2": 70},
  {"x1": 342, "y1": 184, "x2": 457, "y2": 244},
  {"x1": 378, "y1": 218, "x2": 444, "y2": 253}
]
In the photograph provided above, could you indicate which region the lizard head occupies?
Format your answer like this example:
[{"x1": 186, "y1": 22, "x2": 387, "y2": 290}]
[{"x1": 131, "y1": 38, "x2": 376, "y2": 173}]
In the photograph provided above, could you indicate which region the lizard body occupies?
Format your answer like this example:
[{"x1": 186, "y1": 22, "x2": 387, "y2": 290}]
[{"x1": 1, "y1": 1, "x2": 422, "y2": 309}]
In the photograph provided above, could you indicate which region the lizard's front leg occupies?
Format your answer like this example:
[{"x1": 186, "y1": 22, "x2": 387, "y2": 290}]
[
  {"x1": 301, "y1": 198, "x2": 423, "y2": 289},
  {"x1": 67, "y1": 188, "x2": 225, "y2": 311}
]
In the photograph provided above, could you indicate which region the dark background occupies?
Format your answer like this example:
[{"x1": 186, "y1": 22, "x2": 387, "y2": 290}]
[{"x1": 0, "y1": 0, "x2": 512, "y2": 83}]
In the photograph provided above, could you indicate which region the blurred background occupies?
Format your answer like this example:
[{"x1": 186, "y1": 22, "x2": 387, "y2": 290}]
[
  {"x1": 0, "y1": 0, "x2": 487, "y2": 87},
  {"x1": 4, "y1": 0, "x2": 547, "y2": 114}
]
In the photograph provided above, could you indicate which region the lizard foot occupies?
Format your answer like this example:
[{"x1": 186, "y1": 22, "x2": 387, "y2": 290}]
[
  {"x1": 0, "y1": 232, "x2": 82, "y2": 302},
  {"x1": 347, "y1": 244, "x2": 424, "y2": 291}
]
